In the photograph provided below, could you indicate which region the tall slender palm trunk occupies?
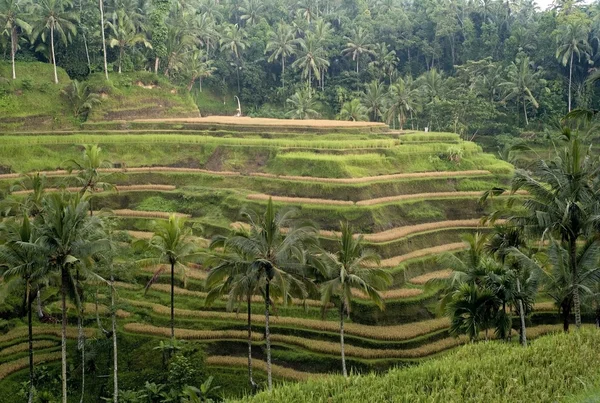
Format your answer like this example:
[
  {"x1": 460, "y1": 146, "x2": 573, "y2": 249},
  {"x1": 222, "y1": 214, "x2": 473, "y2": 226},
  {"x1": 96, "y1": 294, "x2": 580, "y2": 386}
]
[
  {"x1": 569, "y1": 238, "x2": 581, "y2": 328},
  {"x1": 265, "y1": 280, "x2": 272, "y2": 391},
  {"x1": 11, "y1": 27, "x2": 16, "y2": 80},
  {"x1": 51, "y1": 23, "x2": 58, "y2": 84},
  {"x1": 568, "y1": 52, "x2": 573, "y2": 112},
  {"x1": 61, "y1": 267, "x2": 68, "y2": 403},
  {"x1": 247, "y1": 295, "x2": 254, "y2": 388},
  {"x1": 340, "y1": 303, "x2": 347, "y2": 378},
  {"x1": 516, "y1": 278, "x2": 527, "y2": 347},
  {"x1": 111, "y1": 275, "x2": 118, "y2": 403},
  {"x1": 99, "y1": 0, "x2": 109, "y2": 80},
  {"x1": 281, "y1": 57, "x2": 285, "y2": 88},
  {"x1": 170, "y1": 261, "x2": 175, "y2": 340},
  {"x1": 27, "y1": 281, "x2": 34, "y2": 403}
]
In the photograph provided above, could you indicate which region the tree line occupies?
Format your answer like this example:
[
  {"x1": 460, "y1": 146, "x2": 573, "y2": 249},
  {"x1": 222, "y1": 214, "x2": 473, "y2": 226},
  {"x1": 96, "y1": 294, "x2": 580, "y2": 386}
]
[{"x1": 3, "y1": 0, "x2": 600, "y2": 133}]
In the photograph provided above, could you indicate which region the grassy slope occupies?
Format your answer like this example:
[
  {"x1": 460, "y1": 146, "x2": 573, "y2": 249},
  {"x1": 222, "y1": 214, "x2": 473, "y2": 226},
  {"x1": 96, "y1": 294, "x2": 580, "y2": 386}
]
[
  {"x1": 0, "y1": 62, "x2": 199, "y2": 131},
  {"x1": 233, "y1": 329, "x2": 600, "y2": 403}
]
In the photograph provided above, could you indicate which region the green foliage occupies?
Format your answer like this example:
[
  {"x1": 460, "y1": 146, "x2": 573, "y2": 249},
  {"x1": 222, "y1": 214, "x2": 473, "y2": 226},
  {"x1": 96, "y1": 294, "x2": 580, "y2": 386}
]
[{"x1": 234, "y1": 329, "x2": 600, "y2": 403}]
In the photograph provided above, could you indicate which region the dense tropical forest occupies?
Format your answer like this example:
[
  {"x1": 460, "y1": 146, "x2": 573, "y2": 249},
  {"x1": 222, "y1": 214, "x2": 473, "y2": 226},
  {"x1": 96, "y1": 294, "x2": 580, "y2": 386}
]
[
  {"x1": 2, "y1": 0, "x2": 600, "y2": 132},
  {"x1": 2, "y1": 0, "x2": 600, "y2": 403}
]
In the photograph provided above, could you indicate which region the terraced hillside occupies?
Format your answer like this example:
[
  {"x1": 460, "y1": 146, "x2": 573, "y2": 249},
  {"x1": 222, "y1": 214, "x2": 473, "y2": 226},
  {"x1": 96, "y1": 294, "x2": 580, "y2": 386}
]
[{"x1": 0, "y1": 120, "x2": 561, "y2": 397}]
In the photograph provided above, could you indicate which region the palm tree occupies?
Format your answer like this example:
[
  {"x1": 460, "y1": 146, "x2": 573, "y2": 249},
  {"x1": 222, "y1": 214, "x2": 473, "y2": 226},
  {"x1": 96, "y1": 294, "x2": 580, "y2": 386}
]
[
  {"x1": 385, "y1": 77, "x2": 420, "y2": 130},
  {"x1": 446, "y1": 282, "x2": 499, "y2": 341},
  {"x1": 107, "y1": 9, "x2": 151, "y2": 73},
  {"x1": 501, "y1": 55, "x2": 545, "y2": 126},
  {"x1": 317, "y1": 222, "x2": 391, "y2": 377},
  {"x1": 0, "y1": 0, "x2": 32, "y2": 80},
  {"x1": 286, "y1": 90, "x2": 319, "y2": 119},
  {"x1": 338, "y1": 99, "x2": 369, "y2": 122},
  {"x1": 60, "y1": 80, "x2": 102, "y2": 118},
  {"x1": 99, "y1": 0, "x2": 108, "y2": 79},
  {"x1": 0, "y1": 215, "x2": 46, "y2": 403},
  {"x1": 292, "y1": 34, "x2": 329, "y2": 91},
  {"x1": 342, "y1": 27, "x2": 374, "y2": 74},
  {"x1": 64, "y1": 144, "x2": 115, "y2": 215},
  {"x1": 509, "y1": 129, "x2": 600, "y2": 329},
  {"x1": 222, "y1": 198, "x2": 318, "y2": 390},
  {"x1": 239, "y1": 0, "x2": 263, "y2": 25},
  {"x1": 36, "y1": 192, "x2": 107, "y2": 403},
  {"x1": 32, "y1": 0, "x2": 79, "y2": 84},
  {"x1": 265, "y1": 23, "x2": 297, "y2": 88},
  {"x1": 183, "y1": 50, "x2": 215, "y2": 92},
  {"x1": 361, "y1": 80, "x2": 386, "y2": 122},
  {"x1": 205, "y1": 232, "x2": 258, "y2": 390},
  {"x1": 369, "y1": 42, "x2": 397, "y2": 84},
  {"x1": 220, "y1": 23, "x2": 247, "y2": 93},
  {"x1": 143, "y1": 215, "x2": 200, "y2": 340},
  {"x1": 554, "y1": 19, "x2": 591, "y2": 112}
]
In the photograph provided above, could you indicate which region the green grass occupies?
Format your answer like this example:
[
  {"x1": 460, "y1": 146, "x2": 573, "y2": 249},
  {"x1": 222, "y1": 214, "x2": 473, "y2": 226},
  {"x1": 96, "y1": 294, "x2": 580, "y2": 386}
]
[{"x1": 232, "y1": 329, "x2": 600, "y2": 403}]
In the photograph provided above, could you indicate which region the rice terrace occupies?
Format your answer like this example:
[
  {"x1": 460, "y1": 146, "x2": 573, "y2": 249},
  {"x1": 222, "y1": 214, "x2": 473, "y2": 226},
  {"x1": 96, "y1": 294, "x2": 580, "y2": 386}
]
[{"x1": 3, "y1": 1, "x2": 600, "y2": 402}]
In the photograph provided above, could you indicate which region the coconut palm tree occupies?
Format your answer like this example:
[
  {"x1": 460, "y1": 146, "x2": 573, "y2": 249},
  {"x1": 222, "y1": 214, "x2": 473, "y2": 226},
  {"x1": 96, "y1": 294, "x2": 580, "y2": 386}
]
[
  {"x1": 369, "y1": 42, "x2": 397, "y2": 84},
  {"x1": 36, "y1": 192, "x2": 107, "y2": 403},
  {"x1": 0, "y1": 0, "x2": 32, "y2": 80},
  {"x1": 0, "y1": 215, "x2": 46, "y2": 403},
  {"x1": 509, "y1": 129, "x2": 600, "y2": 329},
  {"x1": 239, "y1": 0, "x2": 263, "y2": 25},
  {"x1": 385, "y1": 77, "x2": 420, "y2": 130},
  {"x1": 361, "y1": 80, "x2": 387, "y2": 122},
  {"x1": 500, "y1": 55, "x2": 545, "y2": 126},
  {"x1": 292, "y1": 34, "x2": 329, "y2": 91},
  {"x1": 286, "y1": 90, "x2": 319, "y2": 119},
  {"x1": 222, "y1": 198, "x2": 318, "y2": 390},
  {"x1": 60, "y1": 80, "x2": 102, "y2": 118},
  {"x1": 338, "y1": 99, "x2": 369, "y2": 122},
  {"x1": 317, "y1": 222, "x2": 391, "y2": 377},
  {"x1": 64, "y1": 144, "x2": 115, "y2": 215},
  {"x1": 183, "y1": 49, "x2": 215, "y2": 92},
  {"x1": 107, "y1": 9, "x2": 151, "y2": 73},
  {"x1": 31, "y1": 0, "x2": 79, "y2": 84},
  {"x1": 219, "y1": 23, "x2": 247, "y2": 93},
  {"x1": 342, "y1": 27, "x2": 374, "y2": 74},
  {"x1": 265, "y1": 23, "x2": 297, "y2": 88},
  {"x1": 143, "y1": 214, "x2": 201, "y2": 340},
  {"x1": 205, "y1": 232, "x2": 258, "y2": 390},
  {"x1": 554, "y1": 18, "x2": 591, "y2": 112}
]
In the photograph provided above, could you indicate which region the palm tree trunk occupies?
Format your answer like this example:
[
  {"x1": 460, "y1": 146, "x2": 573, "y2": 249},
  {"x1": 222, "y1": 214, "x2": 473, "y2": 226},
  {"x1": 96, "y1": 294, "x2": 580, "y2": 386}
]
[
  {"x1": 356, "y1": 56, "x2": 359, "y2": 74},
  {"x1": 187, "y1": 77, "x2": 196, "y2": 92},
  {"x1": 82, "y1": 33, "x2": 91, "y2": 72},
  {"x1": 340, "y1": 303, "x2": 347, "y2": 378},
  {"x1": 37, "y1": 288, "x2": 44, "y2": 319},
  {"x1": 170, "y1": 261, "x2": 175, "y2": 340},
  {"x1": 199, "y1": 77, "x2": 203, "y2": 92},
  {"x1": 78, "y1": 314, "x2": 85, "y2": 403},
  {"x1": 99, "y1": 0, "x2": 109, "y2": 80},
  {"x1": 27, "y1": 281, "x2": 34, "y2": 403},
  {"x1": 154, "y1": 57, "x2": 160, "y2": 74},
  {"x1": 569, "y1": 237, "x2": 581, "y2": 328},
  {"x1": 562, "y1": 300, "x2": 571, "y2": 332},
  {"x1": 61, "y1": 267, "x2": 68, "y2": 403},
  {"x1": 308, "y1": 68, "x2": 312, "y2": 93},
  {"x1": 568, "y1": 52, "x2": 573, "y2": 112},
  {"x1": 236, "y1": 59, "x2": 241, "y2": 94},
  {"x1": 281, "y1": 57, "x2": 285, "y2": 88},
  {"x1": 111, "y1": 275, "x2": 118, "y2": 403},
  {"x1": 247, "y1": 294, "x2": 254, "y2": 388},
  {"x1": 523, "y1": 100, "x2": 528, "y2": 126},
  {"x1": 265, "y1": 280, "x2": 272, "y2": 391},
  {"x1": 11, "y1": 27, "x2": 16, "y2": 80},
  {"x1": 118, "y1": 48, "x2": 123, "y2": 74},
  {"x1": 51, "y1": 24, "x2": 58, "y2": 84},
  {"x1": 516, "y1": 278, "x2": 527, "y2": 347}
]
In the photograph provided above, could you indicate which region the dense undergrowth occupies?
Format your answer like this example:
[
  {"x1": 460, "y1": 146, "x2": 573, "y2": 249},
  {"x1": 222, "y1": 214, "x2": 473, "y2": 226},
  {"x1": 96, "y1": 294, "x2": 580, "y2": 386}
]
[{"x1": 233, "y1": 329, "x2": 600, "y2": 403}]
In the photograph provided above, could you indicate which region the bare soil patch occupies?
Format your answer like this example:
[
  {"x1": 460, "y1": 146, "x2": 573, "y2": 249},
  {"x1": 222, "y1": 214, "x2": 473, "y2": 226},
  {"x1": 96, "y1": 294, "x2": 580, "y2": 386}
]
[{"x1": 134, "y1": 116, "x2": 388, "y2": 129}]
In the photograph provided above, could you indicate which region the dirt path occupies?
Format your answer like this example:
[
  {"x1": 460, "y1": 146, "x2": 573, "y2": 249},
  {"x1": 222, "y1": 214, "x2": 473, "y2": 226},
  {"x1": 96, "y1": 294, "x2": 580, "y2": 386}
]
[
  {"x1": 370, "y1": 243, "x2": 468, "y2": 268},
  {"x1": 134, "y1": 116, "x2": 388, "y2": 128},
  {"x1": 12, "y1": 184, "x2": 176, "y2": 195},
  {"x1": 0, "y1": 167, "x2": 492, "y2": 184},
  {"x1": 409, "y1": 270, "x2": 454, "y2": 285}
]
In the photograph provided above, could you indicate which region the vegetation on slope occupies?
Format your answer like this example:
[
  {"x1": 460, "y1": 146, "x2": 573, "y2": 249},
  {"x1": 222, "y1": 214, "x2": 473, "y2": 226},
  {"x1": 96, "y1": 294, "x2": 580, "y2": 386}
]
[{"x1": 234, "y1": 329, "x2": 600, "y2": 403}]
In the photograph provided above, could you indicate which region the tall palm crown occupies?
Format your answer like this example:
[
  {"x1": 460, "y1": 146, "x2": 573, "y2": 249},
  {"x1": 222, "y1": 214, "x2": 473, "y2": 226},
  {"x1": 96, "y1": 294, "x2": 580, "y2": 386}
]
[
  {"x1": 32, "y1": 0, "x2": 78, "y2": 84},
  {"x1": 144, "y1": 214, "x2": 201, "y2": 339},
  {"x1": 510, "y1": 129, "x2": 600, "y2": 328},
  {"x1": 385, "y1": 77, "x2": 421, "y2": 130},
  {"x1": 501, "y1": 55, "x2": 545, "y2": 125},
  {"x1": 342, "y1": 27, "x2": 375, "y2": 74},
  {"x1": 224, "y1": 198, "x2": 318, "y2": 390},
  {"x1": 361, "y1": 80, "x2": 386, "y2": 122},
  {"x1": 265, "y1": 23, "x2": 297, "y2": 87},
  {"x1": 554, "y1": 17, "x2": 591, "y2": 111},
  {"x1": 107, "y1": 9, "x2": 151, "y2": 73},
  {"x1": 292, "y1": 34, "x2": 329, "y2": 90},
  {"x1": 0, "y1": 214, "x2": 46, "y2": 403},
  {"x1": 0, "y1": 0, "x2": 32, "y2": 80},
  {"x1": 317, "y1": 222, "x2": 391, "y2": 377}
]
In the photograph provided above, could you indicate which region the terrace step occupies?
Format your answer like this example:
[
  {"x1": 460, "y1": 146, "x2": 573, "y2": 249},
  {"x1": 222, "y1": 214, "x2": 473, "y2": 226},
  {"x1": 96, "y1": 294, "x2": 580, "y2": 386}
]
[{"x1": 372, "y1": 243, "x2": 468, "y2": 268}]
